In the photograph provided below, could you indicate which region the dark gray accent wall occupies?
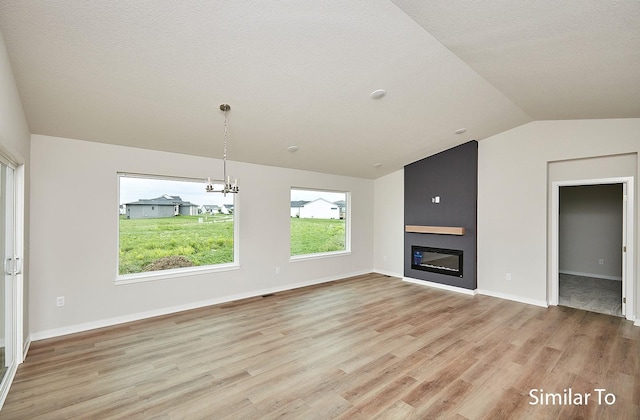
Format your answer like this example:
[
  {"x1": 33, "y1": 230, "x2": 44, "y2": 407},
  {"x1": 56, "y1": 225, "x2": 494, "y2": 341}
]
[{"x1": 404, "y1": 140, "x2": 478, "y2": 289}]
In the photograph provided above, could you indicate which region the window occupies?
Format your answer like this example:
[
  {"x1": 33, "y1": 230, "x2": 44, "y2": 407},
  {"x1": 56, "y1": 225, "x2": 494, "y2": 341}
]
[
  {"x1": 118, "y1": 173, "x2": 236, "y2": 277},
  {"x1": 290, "y1": 188, "x2": 349, "y2": 257}
]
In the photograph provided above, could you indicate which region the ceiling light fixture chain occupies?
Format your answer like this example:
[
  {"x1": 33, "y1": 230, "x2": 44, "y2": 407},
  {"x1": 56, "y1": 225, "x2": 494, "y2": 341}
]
[
  {"x1": 205, "y1": 103, "x2": 239, "y2": 196},
  {"x1": 222, "y1": 104, "x2": 229, "y2": 181}
]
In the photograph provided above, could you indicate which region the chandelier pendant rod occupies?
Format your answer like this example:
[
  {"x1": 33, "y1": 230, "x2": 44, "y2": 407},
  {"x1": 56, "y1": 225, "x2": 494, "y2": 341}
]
[{"x1": 205, "y1": 103, "x2": 238, "y2": 195}]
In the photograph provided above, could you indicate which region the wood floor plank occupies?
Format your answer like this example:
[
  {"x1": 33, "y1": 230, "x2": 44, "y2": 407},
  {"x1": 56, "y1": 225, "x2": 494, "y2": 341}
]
[
  {"x1": 1, "y1": 274, "x2": 638, "y2": 419},
  {"x1": 372, "y1": 399, "x2": 416, "y2": 419},
  {"x1": 456, "y1": 380, "x2": 505, "y2": 419},
  {"x1": 410, "y1": 378, "x2": 473, "y2": 418},
  {"x1": 339, "y1": 375, "x2": 417, "y2": 418}
]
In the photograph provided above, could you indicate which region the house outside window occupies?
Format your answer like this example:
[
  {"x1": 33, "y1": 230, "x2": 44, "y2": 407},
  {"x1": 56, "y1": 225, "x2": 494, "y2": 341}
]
[
  {"x1": 118, "y1": 173, "x2": 237, "y2": 279},
  {"x1": 290, "y1": 188, "x2": 349, "y2": 258}
]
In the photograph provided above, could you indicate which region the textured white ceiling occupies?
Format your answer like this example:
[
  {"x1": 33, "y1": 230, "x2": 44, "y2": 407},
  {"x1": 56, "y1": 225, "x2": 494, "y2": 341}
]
[
  {"x1": 392, "y1": 0, "x2": 640, "y2": 120},
  {"x1": 0, "y1": 1, "x2": 637, "y2": 178}
]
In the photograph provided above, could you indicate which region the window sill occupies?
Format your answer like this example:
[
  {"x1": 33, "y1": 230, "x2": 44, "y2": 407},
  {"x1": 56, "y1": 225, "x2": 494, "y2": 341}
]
[
  {"x1": 290, "y1": 250, "x2": 351, "y2": 262},
  {"x1": 115, "y1": 263, "x2": 240, "y2": 285}
]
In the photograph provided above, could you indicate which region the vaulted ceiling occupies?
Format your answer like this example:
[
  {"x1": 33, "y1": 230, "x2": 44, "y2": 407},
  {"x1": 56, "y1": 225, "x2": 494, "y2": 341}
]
[{"x1": 1, "y1": 1, "x2": 638, "y2": 178}]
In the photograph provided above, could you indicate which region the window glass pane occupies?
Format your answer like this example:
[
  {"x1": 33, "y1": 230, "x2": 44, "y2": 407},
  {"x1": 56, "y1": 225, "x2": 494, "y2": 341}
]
[
  {"x1": 119, "y1": 174, "x2": 235, "y2": 276},
  {"x1": 290, "y1": 188, "x2": 347, "y2": 256}
]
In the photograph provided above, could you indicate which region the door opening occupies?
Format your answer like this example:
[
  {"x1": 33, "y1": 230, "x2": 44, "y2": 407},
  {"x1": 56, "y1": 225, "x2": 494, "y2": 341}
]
[
  {"x1": 558, "y1": 184, "x2": 622, "y2": 316},
  {"x1": 550, "y1": 177, "x2": 634, "y2": 321}
]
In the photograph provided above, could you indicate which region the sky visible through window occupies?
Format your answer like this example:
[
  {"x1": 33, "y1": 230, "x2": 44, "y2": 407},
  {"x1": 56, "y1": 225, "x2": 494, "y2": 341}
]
[
  {"x1": 120, "y1": 176, "x2": 233, "y2": 207},
  {"x1": 291, "y1": 189, "x2": 345, "y2": 203},
  {"x1": 120, "y1": 178, "x2": 345, "y2": 208}
]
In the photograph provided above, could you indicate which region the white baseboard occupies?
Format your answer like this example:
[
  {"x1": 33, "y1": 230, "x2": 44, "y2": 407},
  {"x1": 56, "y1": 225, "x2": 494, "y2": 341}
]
[
  {"x1": 476, "y1": 289, "x2": 548, "y2": 308},
  {"x1": 373, "y1": 269, "x2": 403, "y2": 278},
  {"x1": 403, "y1": 277, "x2": 477, "y2": 296},
  {"x1": 31, "y1": 270, "x2": 371, "y2": 342},
  {"x1": 559, "y1": 270, "x2": 622, "y2": 281},
  {"x1": 0, "y1": 337, "x2": 30, "y2": 362},
  {"x1": 22, "y1": 337, "x2": 30, "y2": 362}
]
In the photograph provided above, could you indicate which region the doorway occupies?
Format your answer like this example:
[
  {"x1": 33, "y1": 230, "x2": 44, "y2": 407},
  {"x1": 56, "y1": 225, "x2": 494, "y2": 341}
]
[
  {"x1": 550, "y1": 177, "x2": 634, "y2": 321},
  {"x1": 558, "y1": 184, "x2": 623, "y2": 316},
  {"x1": 0, "y1": 158, "x2": 23, "y2": 407}
]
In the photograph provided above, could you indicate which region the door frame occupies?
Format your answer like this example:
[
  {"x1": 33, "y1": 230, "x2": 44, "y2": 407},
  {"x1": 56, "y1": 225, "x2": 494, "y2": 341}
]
[
  {"x1": 550, "y1": 176, "x2": 634, "y2": 321},
  {"x1": 0, "y1": 156, "x2": 24, "y2": 409}
]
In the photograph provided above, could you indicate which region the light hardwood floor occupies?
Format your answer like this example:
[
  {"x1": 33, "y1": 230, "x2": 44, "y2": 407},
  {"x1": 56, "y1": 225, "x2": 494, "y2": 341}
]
[{"x1": 2, "y1": 273, "x2": 639, "y2": 419}]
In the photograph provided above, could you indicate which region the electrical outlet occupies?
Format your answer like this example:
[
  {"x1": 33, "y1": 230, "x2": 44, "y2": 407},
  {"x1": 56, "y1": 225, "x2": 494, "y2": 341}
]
[
  {"x1": 599, "y1": 259, "x2": 604, "y2": 265},
  {"x1": 275, "y1": 267, "x2": 280, "y2": 274},
  {"x1": 506, "y1": 273, "x2": 512, "y2": 281},
  {"x1": 56, "y1": 296, "x2": 65, "y2": 307}
]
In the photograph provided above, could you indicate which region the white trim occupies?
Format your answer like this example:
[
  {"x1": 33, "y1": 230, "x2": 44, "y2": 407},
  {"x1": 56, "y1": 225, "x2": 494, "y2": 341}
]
[
  {"x1": 31, "y1": 270, "x2": 371, "y2": 341},
  {"x1": 635, "y1": 319, "x2": 640, "y2": 327},
  {"x1": 373, "y1": 269, "x2": 403, "y2": 278},
  {"x1": 550, "y1": 177, "x2": 635, "y2": 323},
  {"x1": 116, "y1": 171, "x2": 240, "y2": 280},
  {"x1": 119, "y1": 172, "x2": 209, "y2": 183},
  {"x1": 14, "y1": 164, "x2": 24, "y2": 364},
  {"x1": 550, "y1": 183, "x2": 560, "y2": 306},
  {"x1": 403, "y1": 277, "x2": 477, "y2": 296},
  {"x1": 0, "y1": 147, "x2": 18, "y2": 168},
  {"x1": 0, "y1": 157, "x2": 23, "y2": 409},
  {"x1": 0, "y1": 363, "x2": 17, "y2": 410},
  {"x1": 233, "y1": 187, "x2": 241, "y2": 267},
  {"x1": 290, "y1": 187, "x2": 351, "y2": 257},
  {"x1": 559, "y1": 270, "x2": 622, "y2": 282},
  {"x1": 116, "y1": 263, "x2": 240, "y2": 285},
  {"x1": 290, "y1": 250, "x2": 351, "y2": 262},
  {"x1": 477, "y1": 289, "x2": 549, "y2": 308},
  {"x1": 22, "y1": 336, "x2": 30, "y2": 360}
]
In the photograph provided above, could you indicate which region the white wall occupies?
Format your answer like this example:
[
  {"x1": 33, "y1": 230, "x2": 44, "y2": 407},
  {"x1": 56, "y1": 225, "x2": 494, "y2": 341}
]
[
  {"x1": 0, "y1": 30, "x2": 30, "y2": 346},
  {"x1": 27, "y1": 119, "x2": 640, "y2": 337},
  {"x1": 373, "y1": 169, "x2": 404, "y2": 277},
  {"x1": 478, "y1": 119, "x2": 640, "y2": 317},
  {"x1": 0, "y1": 33, "x2": 29, "y2": 160},
  {"x1": 29, "y1": 135, "x2": 374, "y2": 338}
]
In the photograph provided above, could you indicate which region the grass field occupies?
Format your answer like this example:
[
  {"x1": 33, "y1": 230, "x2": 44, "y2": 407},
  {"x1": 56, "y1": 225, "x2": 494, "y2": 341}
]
[
  {"x1": 290, "y1": 217, "x2": 346, "y2": 256},
  {"x1": 119, "y1": 215, "x2": 233, "y2": 275},
  {"x1": 119, "y1": 215, "x2": 345, "y2": 275}
]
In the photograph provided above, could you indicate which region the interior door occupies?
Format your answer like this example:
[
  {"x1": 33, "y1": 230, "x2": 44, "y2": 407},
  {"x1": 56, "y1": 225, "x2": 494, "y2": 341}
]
[{"x1": 0, "y1": 162, "x2": 15, "y2": 392}]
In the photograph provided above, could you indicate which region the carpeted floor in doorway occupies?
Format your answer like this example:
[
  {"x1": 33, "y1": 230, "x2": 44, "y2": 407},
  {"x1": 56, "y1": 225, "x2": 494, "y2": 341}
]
[{"x1": 559, "y1": 273, "x2": 622, "y2": 317}]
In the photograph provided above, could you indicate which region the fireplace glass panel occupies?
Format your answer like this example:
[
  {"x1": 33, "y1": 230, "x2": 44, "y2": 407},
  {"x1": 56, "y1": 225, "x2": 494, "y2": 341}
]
[{"x1": 411, "y1": 246, "x2": 463, "y2": 277}]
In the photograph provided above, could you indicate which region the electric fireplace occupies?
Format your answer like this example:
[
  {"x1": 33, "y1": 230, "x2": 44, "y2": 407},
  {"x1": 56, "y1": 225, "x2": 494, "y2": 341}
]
[{"x1": 411, "y1": 246, "x2": 463, "y2": 277}]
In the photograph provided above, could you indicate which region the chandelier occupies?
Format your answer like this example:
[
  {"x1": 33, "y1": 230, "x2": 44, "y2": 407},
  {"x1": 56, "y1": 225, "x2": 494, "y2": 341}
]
[{"x1": 206, "y1": 104, "x2": 239, "y2": 195}]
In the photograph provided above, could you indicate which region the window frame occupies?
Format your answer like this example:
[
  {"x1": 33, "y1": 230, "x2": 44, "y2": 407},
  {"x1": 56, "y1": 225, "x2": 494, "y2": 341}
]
[
  {"x1": 289, "y1": 187, "x2": 351, "y2": 261},
  {"x1": 116, "y1": 172, "x2": 239, "y2": 284}
]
